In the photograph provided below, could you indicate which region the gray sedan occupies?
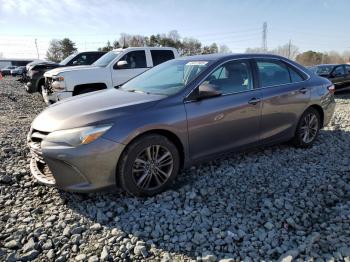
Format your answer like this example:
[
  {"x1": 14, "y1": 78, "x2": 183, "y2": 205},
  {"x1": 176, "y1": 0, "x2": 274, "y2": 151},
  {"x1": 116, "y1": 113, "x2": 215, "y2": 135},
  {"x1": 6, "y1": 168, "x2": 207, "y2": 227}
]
[{"x1": 28, "y1": 54, "x2": 336, "y2": 196}]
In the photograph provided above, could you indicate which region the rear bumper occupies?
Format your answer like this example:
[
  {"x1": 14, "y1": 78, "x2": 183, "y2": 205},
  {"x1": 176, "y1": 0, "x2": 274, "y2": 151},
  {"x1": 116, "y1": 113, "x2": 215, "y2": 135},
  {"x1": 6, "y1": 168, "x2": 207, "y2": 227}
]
[{"x1": 29, "y1": 137, "x2": 125, "y2": 192}]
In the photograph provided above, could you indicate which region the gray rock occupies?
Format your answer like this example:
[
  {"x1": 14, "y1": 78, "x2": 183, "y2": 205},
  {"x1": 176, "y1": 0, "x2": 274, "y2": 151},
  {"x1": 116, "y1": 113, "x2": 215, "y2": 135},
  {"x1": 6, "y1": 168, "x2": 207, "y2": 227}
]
[
  {"x1": 47, "y1": 249, "x2": 55, "y2": 259},
  {"x1": 20, "y1": 250, "x2": 40, "y2": 261},
  {"x1": 88, "y1": 255, "x2": 99, "y2": 262},
  {"x1": 264, "y1": 222, "x2": 274, "y2": 230},
  {"x1": 100, "y1": 246, "x2": 109, "y2": 261},
  {"x1": 4, "y1": 239, "x2": 20, "y2": 249},
  {"x1": 75, "y1": 253, "x2": 87, "y2": 261},
  {"x1": 278, "y1": 249, "x2": 299, "y2": 262},
  {"x1": 22, "y1": 238, "x2": 36, "y2": 253},
  {"x1": 90, "y1": 223, "x2": 102, "y2": 231}
]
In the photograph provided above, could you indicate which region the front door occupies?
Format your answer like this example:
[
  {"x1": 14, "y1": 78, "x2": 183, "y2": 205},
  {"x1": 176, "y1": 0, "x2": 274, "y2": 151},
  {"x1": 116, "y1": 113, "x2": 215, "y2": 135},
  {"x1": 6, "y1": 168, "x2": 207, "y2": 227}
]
[
  {"x1": 185, "y1": 59, "x2": 262, "y2": 160},
  {"x1": 111, "y1": 50, "x2": 149, "y2": 87}
]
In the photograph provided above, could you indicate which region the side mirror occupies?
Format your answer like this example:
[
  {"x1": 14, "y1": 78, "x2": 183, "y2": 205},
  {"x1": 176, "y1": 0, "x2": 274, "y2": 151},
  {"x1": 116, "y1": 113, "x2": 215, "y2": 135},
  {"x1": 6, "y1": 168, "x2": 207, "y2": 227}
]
[
  {"x1": 116, "y1": 60, "x2": 128, "y2": 69},
  {"x1": 196, "y1": 83, "x2": 221, "y2": 100}
]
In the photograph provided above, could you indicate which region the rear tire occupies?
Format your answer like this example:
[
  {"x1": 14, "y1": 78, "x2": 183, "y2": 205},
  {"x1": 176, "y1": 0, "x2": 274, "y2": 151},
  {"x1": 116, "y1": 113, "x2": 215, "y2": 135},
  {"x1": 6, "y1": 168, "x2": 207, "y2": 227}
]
[
  {"x1": 293, "y1": 107, "x2": 321, "y2": 148},
  {"x1": 117, "y1": 134, "x2": 180, "y2": 197}
]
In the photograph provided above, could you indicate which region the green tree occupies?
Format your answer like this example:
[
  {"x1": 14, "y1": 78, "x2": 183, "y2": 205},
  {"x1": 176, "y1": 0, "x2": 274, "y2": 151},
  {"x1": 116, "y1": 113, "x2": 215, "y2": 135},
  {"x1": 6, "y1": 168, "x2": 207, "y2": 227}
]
[
  {"x1": 46, "y1": 38, "x2": 77, "y2": 62},
  {"x1": 60, "y1": 38, "x2": 77, "y2": 59}
]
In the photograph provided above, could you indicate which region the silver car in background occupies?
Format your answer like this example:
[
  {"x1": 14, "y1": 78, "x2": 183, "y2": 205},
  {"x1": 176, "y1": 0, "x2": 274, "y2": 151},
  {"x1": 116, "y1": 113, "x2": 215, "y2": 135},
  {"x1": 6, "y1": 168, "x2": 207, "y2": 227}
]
[{"x1": 28, "y1": 54, "x2": 335, "y2": 196}]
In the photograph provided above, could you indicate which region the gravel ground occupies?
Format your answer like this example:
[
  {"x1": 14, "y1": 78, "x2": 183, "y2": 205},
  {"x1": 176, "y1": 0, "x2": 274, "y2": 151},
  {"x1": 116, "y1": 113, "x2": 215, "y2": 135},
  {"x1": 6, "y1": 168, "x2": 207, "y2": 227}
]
[{"x1": 0, "y1": 77, "x2": 349, "y2": 262}]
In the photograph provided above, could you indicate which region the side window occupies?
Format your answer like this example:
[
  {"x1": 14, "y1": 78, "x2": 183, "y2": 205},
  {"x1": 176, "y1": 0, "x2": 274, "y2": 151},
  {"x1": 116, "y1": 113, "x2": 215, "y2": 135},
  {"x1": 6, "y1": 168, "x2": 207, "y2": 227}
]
[
  {"x1": 203, "y1": 60, "x2": 253, "y2": 94},
  {"x1": 345, "y1": 65, "x2": 350, "y2": 75},
  {"x1": 288, "y1": 67, "x2": 304, "y2": 82},
  {"x1": 334, "y1": 66, "x2": 345, "y2": 76},
  {"x1": 70, "y1": 54, "x2": 88, "y2": 66},
  {"x1": 257, "y1": 61, "x2": 291, "y2": 87},
  {"x1": 117, "y1": 50, "x2": 147, "y2": 69},
  {"x1": 86, "y1": 53, "x2": 103, "y2": 64},
  {"x1": 151, "y1": 50, "x2": 175, "y2": 66}
]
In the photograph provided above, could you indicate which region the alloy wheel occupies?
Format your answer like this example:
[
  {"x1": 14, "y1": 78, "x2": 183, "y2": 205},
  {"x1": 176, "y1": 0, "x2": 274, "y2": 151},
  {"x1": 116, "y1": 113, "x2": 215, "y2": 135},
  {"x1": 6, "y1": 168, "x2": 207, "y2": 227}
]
[
  {"x1": 299, "y1": 113, "x2": 319, "y2": 143},
  {"x1": 132, "y1": 145, "x2": 174, "y2": 190}
]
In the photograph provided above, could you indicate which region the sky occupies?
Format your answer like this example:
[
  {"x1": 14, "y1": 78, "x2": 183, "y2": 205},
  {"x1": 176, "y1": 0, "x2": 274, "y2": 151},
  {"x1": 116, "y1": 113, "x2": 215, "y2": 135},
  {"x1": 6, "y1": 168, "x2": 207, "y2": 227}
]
[{"x1": 0, "y1": 0, "x2": 350, "y2": 59}]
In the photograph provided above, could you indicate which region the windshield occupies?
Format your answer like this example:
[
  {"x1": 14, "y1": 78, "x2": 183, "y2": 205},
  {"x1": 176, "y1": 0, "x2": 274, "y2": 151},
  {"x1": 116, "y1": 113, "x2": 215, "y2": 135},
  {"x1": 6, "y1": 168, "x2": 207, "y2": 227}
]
[
  {"x1": 311, "y1": 65, "x2": 335, "y2": 75},
  {"x1": 93, "y1": 51, "x2": 121, "y2": 67},
  {"x1": 59, "y1": 53, "x2": 76, "y2": 65},
  {"x1": 120, "y1": 59, "x2": 211, "y2": 96}
]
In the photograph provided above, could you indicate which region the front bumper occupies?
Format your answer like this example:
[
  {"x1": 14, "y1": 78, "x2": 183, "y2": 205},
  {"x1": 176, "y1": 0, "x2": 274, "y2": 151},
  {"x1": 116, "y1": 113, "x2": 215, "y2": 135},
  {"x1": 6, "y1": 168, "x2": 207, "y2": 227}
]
[
  {"x1": 42, "y1": 89, "x2": 72, "y2": 105},
  {"x1": 28, "y1": 129, "x2": 125, "y2": 192}
]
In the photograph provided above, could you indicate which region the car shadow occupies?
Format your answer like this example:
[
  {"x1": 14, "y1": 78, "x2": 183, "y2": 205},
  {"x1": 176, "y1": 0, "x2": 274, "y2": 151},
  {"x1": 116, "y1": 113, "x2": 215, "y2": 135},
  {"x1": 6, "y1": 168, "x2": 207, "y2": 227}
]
[{"x1": 59, "y1": 128, "x2": 350, "y2": 260}]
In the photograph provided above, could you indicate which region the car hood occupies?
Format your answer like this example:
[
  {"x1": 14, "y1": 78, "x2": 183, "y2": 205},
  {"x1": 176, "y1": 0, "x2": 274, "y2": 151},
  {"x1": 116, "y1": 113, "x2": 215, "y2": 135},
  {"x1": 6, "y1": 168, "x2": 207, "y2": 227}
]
[
  {"x1": 32, "y1": 89, "x2": 164, "y2": 132},
  {"x1": 44, "y1": 65, "x2": 97, "y2": 77}
]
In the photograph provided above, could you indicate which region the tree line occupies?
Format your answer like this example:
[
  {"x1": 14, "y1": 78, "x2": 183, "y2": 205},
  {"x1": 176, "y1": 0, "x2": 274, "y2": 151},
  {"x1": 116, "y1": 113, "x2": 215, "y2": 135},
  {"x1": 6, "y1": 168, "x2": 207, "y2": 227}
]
[
  {"x1": 46, "y1": 31, "x2": 350, "y2": 66},
  {"x1": 96, "y1": 30, "x2": 231, "y2": 56},
  {"x1": 46, "y1": 30, "x2": 231, "y2": 62},
  {"x1": 246, "y1": 43, "x2": 350, "y2": 66}
]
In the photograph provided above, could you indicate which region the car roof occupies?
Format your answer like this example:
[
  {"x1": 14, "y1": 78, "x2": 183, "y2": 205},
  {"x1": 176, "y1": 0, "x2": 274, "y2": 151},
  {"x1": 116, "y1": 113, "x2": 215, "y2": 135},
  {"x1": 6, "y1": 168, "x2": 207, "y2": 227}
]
[
  {"x1": 112, "y1": 47, "x2": 177, "y2": 52},
  {"x1": 176, "y1": 53, "x2": 292, "y2": 61}
]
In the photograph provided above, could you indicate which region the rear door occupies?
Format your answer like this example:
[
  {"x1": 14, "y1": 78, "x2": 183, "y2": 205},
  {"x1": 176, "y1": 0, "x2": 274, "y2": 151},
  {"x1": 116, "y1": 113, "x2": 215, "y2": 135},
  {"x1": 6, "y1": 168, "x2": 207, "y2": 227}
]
[
  {"x1": 185, "y1": 59, "x2": 263, "y2": 160},
  {"x1": 111, "y1": 50, "x2": 149, "y2": 87},
  {"x1": 255, "y1": 59, "x2": 310, "y2": 143},
  {"x1": 150, "y1": 50, "x2": 175, "y2": 67}
]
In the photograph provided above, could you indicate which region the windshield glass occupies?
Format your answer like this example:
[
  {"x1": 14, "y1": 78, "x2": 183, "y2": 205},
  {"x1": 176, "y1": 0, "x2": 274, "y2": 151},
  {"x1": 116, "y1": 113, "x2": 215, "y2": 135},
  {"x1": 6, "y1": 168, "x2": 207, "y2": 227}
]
[
  {"x1": 59, "y1": 53, "x2": 76, "y2": 65},
  {"x1": 93, "y1": 51, "x2": 121, "y2": 67},
  {"x1": 312, "y1": 65, "x2": 335, "y2": 75},
  {"x1": 120, "y1": 59, "x2": 211, "y2": 95}
]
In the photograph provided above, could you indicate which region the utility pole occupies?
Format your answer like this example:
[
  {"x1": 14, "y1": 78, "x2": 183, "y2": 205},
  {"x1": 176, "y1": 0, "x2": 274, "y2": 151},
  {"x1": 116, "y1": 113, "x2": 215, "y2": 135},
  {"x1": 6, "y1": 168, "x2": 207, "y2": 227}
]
[
  {"x1": 262, "y1": 22, "x2": 267, "y2": 52},
  {"x1": 34, "y1": 39, "x2": 39, "y2": 59},
  {"x1": 288, "y1": 39, "x2": 292, "y2": 59}
]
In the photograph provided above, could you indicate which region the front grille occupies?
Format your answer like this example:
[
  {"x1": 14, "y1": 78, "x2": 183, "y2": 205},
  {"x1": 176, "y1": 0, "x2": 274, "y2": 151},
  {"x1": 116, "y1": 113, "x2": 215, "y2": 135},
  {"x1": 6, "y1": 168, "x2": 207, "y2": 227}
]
[{"x1": 28, "y1": 129, "x2": 55, "y2": 184}]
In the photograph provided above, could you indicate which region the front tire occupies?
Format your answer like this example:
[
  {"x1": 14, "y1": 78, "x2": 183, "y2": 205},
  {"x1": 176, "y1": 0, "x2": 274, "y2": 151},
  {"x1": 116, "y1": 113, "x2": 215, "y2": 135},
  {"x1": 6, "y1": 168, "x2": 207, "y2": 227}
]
[
  {"x1": 293, "y1": 107, "x2": 321, "y2": 147},
  {"x1": 118, "y1": 134, "x2": 180, "y2": 197}
]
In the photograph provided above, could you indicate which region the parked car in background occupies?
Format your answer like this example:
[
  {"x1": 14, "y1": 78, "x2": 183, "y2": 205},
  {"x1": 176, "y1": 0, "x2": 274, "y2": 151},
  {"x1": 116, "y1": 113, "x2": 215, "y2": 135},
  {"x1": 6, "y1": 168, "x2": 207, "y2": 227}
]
[
  {"x1": 25, "y1": 51, "x2": 106, "y2": 93},
  {"x1": 11, "y1": 66, "x2": 26, "y2": 76},
  {"x1": 309, "y1": 64, "x2": 350, "y2": 90},
  {"x1": 1, "y1": 66, "x2": 17, "y2": 76},
  {"x1": 28, "y1": 54, "x2": 335, "y2": 196},
  {"x1": 42, "y1": 47, "x2": 179, "y2": 104}
]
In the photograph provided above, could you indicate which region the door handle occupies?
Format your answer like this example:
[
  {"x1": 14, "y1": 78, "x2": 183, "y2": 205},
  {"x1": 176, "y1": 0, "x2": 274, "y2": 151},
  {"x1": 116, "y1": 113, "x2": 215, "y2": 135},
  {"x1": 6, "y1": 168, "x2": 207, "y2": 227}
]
[
  {"x1": 248, "y1": 97, "x2": 261, "y2": 105},
  {"x1": 299, "y1": 87, "x2": 308, "y2": 94}
]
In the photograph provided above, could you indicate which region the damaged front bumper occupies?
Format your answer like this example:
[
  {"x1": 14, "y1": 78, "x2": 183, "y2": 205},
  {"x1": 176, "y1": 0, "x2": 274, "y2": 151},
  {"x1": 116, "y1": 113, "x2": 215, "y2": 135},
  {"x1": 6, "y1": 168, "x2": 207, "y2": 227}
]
[{"x1": 27, "y1": 128, "x2": 125, "y2": 192}]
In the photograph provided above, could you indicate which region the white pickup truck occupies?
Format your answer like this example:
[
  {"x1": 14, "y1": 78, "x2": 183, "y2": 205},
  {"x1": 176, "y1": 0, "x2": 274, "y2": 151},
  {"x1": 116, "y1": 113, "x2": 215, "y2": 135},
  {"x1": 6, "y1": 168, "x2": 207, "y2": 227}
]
[{"x1": 43, "y1": 47, "x2": 179, "y2": 104}]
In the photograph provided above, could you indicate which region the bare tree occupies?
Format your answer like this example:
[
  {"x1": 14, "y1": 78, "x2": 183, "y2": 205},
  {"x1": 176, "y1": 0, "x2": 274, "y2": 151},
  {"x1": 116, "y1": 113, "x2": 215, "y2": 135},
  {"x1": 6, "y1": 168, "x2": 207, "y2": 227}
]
[
  {"x1": 271, "y1": 42, "x2": 299, "y2": 60},
  {"x1": 219, "y1": 44, "x2": 231, "y2": 54},
  {"x1": 167, "y1": 30, "x2": 181, "y2": 42}
]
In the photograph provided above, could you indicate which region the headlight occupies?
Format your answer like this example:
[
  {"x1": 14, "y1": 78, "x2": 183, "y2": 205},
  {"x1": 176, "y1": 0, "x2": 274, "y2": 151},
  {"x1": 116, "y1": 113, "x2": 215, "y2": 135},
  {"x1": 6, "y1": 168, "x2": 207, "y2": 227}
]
[
  {"x1": 53, "y1": 76, "x2": 64, "y2": 81},
  {"x1": 45, "y1": 124, "x2": 113, "y2": 147}
]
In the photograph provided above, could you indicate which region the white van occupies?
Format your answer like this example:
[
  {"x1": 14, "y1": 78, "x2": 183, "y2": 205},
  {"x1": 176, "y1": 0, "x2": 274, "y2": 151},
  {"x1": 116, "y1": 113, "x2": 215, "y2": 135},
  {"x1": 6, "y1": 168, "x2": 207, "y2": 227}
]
[{"x1": 43, "y1": 47, "x2": 179, "y2": 104}]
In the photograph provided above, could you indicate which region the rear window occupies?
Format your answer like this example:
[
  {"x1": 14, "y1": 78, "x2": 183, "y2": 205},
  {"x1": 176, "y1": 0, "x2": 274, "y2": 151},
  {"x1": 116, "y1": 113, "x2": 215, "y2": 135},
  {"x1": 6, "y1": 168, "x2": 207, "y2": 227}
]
[
  {"x1": 151, "y1": 50, "x2": 175, "y2": 66},
  {"x1": 257, "y1": 60, "x2": 306, "y2": 87}
]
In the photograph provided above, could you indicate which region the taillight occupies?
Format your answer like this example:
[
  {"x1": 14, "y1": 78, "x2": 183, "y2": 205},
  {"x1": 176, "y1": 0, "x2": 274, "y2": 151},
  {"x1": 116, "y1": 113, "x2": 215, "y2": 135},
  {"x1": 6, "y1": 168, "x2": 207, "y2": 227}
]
[{"x1": 327, "y1": 84, "x2": 335, "y2": 94}]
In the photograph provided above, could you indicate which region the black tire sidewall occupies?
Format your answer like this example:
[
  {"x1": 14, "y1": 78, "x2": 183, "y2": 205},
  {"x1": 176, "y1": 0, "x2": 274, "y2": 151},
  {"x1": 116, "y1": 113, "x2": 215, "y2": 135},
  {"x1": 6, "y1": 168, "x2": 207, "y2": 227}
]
[
  {"x1": 118, "y1": 135, "x2": 180, "y2": 197},
  {"x1": 294, "y1": 107, "x2": 321, "y2": 147}
]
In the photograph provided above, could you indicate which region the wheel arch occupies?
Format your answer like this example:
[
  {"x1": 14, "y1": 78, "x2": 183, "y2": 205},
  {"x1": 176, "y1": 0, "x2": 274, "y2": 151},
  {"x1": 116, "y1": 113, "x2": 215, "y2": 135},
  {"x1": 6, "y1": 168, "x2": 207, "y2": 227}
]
[
  {"x1": 37, "y1": 78, "x2": 45, "y2": 92},
  {"x1": 308, "y1": 104, "x2": 324, "y2": 128}
]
